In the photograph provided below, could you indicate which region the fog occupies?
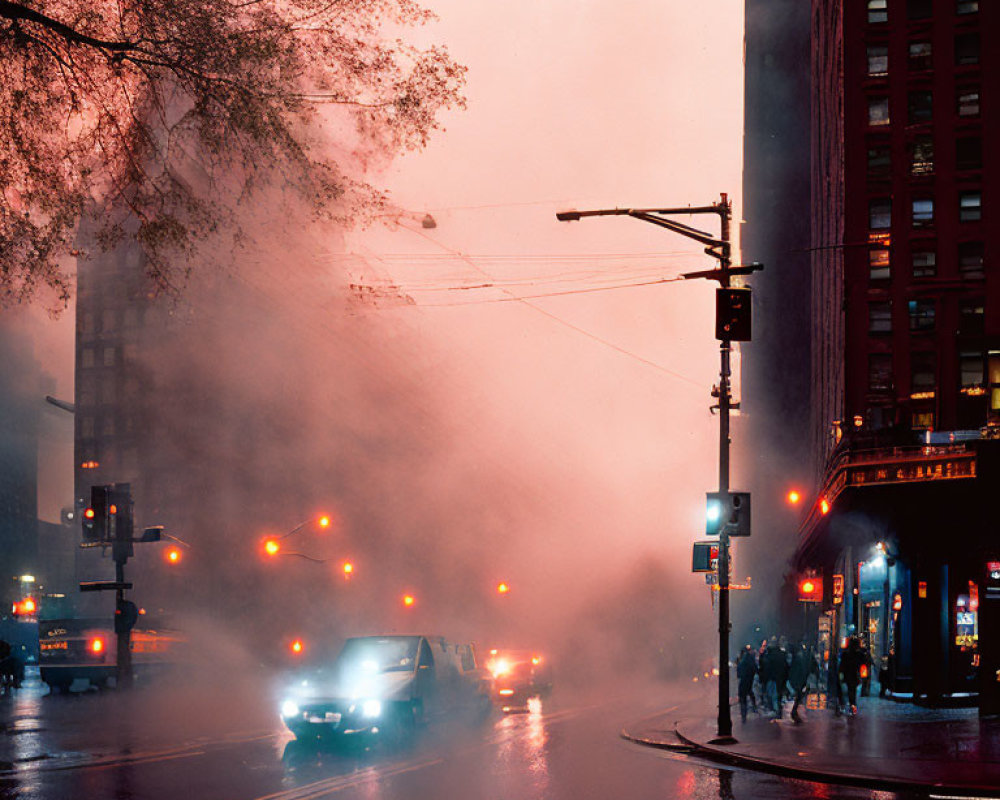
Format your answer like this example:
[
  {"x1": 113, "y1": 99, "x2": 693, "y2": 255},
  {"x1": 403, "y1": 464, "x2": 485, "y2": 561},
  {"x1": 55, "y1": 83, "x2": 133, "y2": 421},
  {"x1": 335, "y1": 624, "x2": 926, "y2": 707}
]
[{"x1": 27, "y1": 0, "x2": 749, "y2": 698}]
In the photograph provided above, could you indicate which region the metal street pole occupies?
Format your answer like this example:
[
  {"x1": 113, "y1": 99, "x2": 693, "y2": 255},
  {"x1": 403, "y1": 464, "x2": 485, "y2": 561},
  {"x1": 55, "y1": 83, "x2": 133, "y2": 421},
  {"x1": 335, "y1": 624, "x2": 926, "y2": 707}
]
[{"x1": 556, "y1": 194, "x2": 758, "y2": 742}]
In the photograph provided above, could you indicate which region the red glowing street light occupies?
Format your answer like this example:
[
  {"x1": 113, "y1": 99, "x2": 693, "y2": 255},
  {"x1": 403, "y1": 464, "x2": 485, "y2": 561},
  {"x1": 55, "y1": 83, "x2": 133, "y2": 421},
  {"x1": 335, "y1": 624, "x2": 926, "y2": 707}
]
[
  {"x1": 290, "y1": 638, "x2": 305, "y2": 655},
  {"x1": 165, "y1": 546, "x2": 183, "y2": 564},
  {"x1": 786, "y1": 489, "x2": 802, "y2": 505},
  {"x1": 402, "y1": 594, "x2": 416, "y2": 607},
  {"x1": 496, "y1": 582, "x2": 510, "y2": 595},
  {"x1": 342, "y1": 561, "x2": 354, "y2": 578},
  {"x1": 264, "y1": 538, "x2": 281, "y2": 556}
]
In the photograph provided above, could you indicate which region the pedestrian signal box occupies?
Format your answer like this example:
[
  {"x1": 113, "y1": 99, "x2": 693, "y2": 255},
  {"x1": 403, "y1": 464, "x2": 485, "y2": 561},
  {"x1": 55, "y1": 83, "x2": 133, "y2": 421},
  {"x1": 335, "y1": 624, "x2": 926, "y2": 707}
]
[
  {"x1": 692, "y1": 542, "x2": 720, "y2": 573},
  {"x1": 715, "y1": 287, "x2": 752, "y2": 341}
]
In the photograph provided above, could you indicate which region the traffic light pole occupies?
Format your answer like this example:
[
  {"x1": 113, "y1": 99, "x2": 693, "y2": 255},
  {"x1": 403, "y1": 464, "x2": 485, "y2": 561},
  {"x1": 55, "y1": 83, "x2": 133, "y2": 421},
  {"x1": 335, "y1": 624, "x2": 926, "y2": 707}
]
[
  {"x1": 715, "y1": 204, "x2": 734, "y2": 742},
  {"x1": 557, "y1": 195, "x2": 760, "y2": 742}
]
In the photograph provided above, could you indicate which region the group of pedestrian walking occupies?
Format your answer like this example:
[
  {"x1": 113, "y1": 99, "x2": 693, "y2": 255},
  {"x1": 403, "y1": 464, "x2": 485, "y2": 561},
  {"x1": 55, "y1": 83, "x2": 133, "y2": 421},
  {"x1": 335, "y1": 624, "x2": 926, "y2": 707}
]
[{"x1": 737, "y1": 633, "x2": 870, "y2": 723}]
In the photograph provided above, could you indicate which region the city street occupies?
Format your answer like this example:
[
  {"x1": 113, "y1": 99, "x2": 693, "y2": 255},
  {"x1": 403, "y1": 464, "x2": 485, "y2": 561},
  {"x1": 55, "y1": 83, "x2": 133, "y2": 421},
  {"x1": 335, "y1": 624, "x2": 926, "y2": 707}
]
[{"x1": 0, "y1": 671, "x2": 929, "y2": 800}]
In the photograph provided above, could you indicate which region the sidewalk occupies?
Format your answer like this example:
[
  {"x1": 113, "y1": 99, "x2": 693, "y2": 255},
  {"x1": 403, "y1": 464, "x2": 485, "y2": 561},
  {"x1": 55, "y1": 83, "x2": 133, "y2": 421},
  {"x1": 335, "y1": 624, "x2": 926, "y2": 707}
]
[{"x1": 623, "y1": 692, "x2": 1000, "y2": 794}]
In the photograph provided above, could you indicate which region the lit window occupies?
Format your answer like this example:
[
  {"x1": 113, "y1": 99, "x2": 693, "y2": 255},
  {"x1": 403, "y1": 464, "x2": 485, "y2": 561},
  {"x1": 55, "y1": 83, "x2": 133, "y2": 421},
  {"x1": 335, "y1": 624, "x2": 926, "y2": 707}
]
[
  {"x1": 869, "y1": 247, "x2": 891, "y2": 280},
  {"x1": 955, "y1": 33, "x2": 980, "y2": 66},
  {"x1": 908, "y1": 91, "x2": 933, "y2": 123},
  {"x1": 959, "y1": 191, "x2": 982, "y2": 222},
  {"x1": 868, "y1": 145, "x2": 891, "y2": 176},
  {"x1": 990, "y1": 352, "x2": 1000, "y2": 415},
  {"x1": 957, "y1": 0, "x2": 979, "y2": 13},
  {"x1": 911, "y1": 246, "x2": 936, "y2": 277},
  {"x1": 868, "y1": 353, "x2": 893, "y2": 392},
  {"x1": 907, "y1": 0, "x2": 932, "y2": 18},
  {"x1": 957, "y1": 137, "x2": 982, "y2": 171},
  {"x1": 958, "y1": 241, "x2": 985, "y2": 279},
  {"x1": 908, "y1": 41, "x2": 932, "y2": 71},
  {"x1": 908, "y1": 299, "x2": 935, "y2": 331},
  {"x1": 910, "y1": 136, "x2": 934, "y2": 175},
  {"x1": 911, "y1": 410, "x2": 935, "y2": 430},
  {"x1": 869, "y1": 302, "x2": 892, "y2": 334},
  {"x1": 867, "y1": 45, "x2": 889, "y2": 76},
  {"x1": 912, "y1": 197, "x2": 934, "y2": 228},
  {"x1": 868, "y1": 97, "x2": 890, "y2": 126},
  {"x1": 869, "y1": 198, "x2": 892, "y2": 229},
  {"x1": 868, "y1": 0, "x2": 888, "y2": 23},
  {"x1": 957, "y1": 88, "x2": 981, "y2": 117},
  {"x1": 960, "y1": 298, "x2": 985, "y2": 335}
]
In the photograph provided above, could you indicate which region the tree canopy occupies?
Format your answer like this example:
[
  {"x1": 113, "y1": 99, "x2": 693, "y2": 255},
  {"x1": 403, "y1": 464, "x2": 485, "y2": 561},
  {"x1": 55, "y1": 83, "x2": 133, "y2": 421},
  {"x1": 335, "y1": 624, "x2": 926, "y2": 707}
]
[{"x1": 0, "y1": 0, "x2": 465, "y2": 309}]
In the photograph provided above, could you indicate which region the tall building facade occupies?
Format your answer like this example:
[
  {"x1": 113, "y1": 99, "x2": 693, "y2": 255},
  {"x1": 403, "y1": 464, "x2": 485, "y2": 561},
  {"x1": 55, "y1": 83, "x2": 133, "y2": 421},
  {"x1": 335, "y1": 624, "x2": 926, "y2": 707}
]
[{"x1": 794, "y1": 0, "x2": 1000, "y2": 703}]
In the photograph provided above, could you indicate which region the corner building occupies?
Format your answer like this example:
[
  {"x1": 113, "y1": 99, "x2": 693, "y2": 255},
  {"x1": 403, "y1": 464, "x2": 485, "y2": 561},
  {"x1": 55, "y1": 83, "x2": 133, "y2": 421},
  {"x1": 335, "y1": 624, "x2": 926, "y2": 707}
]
[{"x1": 794, "y1": 0, "x2": 1000, "y2": 704}]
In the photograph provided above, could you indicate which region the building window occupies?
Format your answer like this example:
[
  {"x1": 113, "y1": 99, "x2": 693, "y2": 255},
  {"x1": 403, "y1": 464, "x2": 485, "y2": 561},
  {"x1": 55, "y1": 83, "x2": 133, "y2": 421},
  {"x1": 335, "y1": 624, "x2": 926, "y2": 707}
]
[
  {"x1": 908, "y1": 91, "x2": 933, "y2": 123},
  {"x1": 870, "y1": 198, "x2": 892, "y2": 229},
  {"x1": 959, "y1": 191, "x2": 982, "y2": 222},
  {"x1": 908, "y1": 299, "x2": 935, "y2": 331},
  {"x1": 867, "y1": 45, "x2": 889, "y2": 76},
  {"x1": 910, "y1": 136, "x2": 934, "y2": 175},
  {"x1": 956, "y1": 137, "x2": 982, "y2": 171},
  {"x1": 81, "y1": 347, "x2": 95, "y2": 369},
  {"x1": 870, "y1": 247, "x2": 891, "y2": 280},
  {"x1": 959, "y1": 241, "x2": 985, "y2": 278},
  {"x1": 955, "y1": 33, "x2": 980, "y2": 65},
  {"x1": 868, "y1": 145, "x2": 891, "y2": 176},
  {"x1": 100, "y1": 381, "x2": 116, "y2": 404},
  {"x1": 124, "y1": 308, "x2": 139, "y2": 330},
  {"x1": 960, "y1": 350, "x2": 985, "y2": 392},
  {"x1": 80, "y1": 417, "x2": 95, "y2": 439},
  {"x1": 957, "y1": 0, "x2": 979, "y2": 13},
  {"x1": 869, "y1": 353, "x2": 893, "y2": 392},
  {"x1": 911, "y1": 351, "x2": 937, "y2": 397},
  {"x1": 990, "y1": 352, "x2": 1000, "y2": 415},
  {"x1": 101, "y1": 416, "x2": 116, "y2": 436},
  {"x1": 870, "y1": 302, "x2": 892, "y2": 333},
  {"x1": 911, "y1": 246, "x2": 937, "y2": 277},
  {"x1": 868, "y1": 97, "x2": 890, "y2": 126},
  {"x1": 81, "y1": 312, "x2": 95, "y2": 335},
  {"x1": 868, "y1": 0, "x2": 888, "y2": 23},
  {"x1": 960, "y1": 298, "x2": 985, "y2": 335},
  {"x1": 101, "y1": 310, "x2": 116, "y2": 333},
  {"x1": 907, "y1": 0, "x2": 932, "y2": 18},
  {"x1": 912, "y1": 409, "x2": 935, "y2": 430},
  {"x1": 912, "y1": 197, "x2": 934, "y2": 228},
  {"x1": 79, "y1": 378, "x2": 97, "y2": 408},
  {"x1": 102, "y1": 346, "x2": 115, "y2": 367},
  {"x1": 957, "y1": 88, "x2": 981, "y2": 117},
  {"x1": 908, "y1": 41, "x2": 932, "y2": 71}
]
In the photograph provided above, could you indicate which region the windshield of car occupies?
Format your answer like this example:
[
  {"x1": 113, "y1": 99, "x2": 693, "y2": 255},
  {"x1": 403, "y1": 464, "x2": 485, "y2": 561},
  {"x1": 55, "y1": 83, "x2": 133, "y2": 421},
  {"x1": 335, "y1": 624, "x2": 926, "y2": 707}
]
[{"x1": 336, "y1": 637, "x2": 420, "y2": 674}]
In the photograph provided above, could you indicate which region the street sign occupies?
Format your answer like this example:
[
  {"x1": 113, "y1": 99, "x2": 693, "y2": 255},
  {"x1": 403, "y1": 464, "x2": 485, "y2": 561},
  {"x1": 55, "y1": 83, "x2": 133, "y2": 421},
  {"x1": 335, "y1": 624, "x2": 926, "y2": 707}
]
[{"x1": 79, "y1": 581, "x2": 133, "y2": 592}]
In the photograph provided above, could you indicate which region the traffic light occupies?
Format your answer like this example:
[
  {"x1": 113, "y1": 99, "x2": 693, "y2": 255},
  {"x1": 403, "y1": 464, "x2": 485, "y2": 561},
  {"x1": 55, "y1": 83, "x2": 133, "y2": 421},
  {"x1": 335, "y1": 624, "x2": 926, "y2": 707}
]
[
  {"x1": 715, "y1": 287, "x2": 752, "y2": 341},
  {"x1": 114, "y1": 599, "x2": 139, "y2": 634},
  {"x1": 798, "y1": 575, "x2": 823, "y2": 602},
  {"x1": 83, "y1": 485, "x2": 110, "y2": 543},
  {"x1": 706, "y1": 491, "x2": 751, "y2": 537}
]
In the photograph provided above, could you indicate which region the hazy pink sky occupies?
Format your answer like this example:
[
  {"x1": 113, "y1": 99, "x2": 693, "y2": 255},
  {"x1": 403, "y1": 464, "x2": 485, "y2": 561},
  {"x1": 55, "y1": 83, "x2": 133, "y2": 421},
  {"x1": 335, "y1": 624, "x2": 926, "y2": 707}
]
[{"x1": 345, "y1": 0, "x2": 747, "y2": 583}]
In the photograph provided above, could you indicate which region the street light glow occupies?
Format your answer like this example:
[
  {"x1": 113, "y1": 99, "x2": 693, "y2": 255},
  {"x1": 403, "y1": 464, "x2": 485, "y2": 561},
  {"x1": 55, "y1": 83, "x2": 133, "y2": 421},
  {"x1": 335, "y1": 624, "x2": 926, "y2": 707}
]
[
  {"x1": 819, "y1": 498, "x2": 830, "y2": 515},
  {"x1": 165, "y1": 547, "x2": 182, "y2": 564},
  {"x1": 497, "y1": 582, "x2": 510, "y2": 594},
  {"x1": 318, "y1": 515, "x2": 331, "y2": 529},
  {"x1": 787, "y1": 489, "x2": 801, "y2": 504},
  {"x1": 342, "y1": 561, "x2": 354, "y2": 577},
  {"x1": 264, "y1": 538, "x2": 280, "y2": 556},
  {"x1": 402, "y1": 594, "x2": 415, "y2": 607}
]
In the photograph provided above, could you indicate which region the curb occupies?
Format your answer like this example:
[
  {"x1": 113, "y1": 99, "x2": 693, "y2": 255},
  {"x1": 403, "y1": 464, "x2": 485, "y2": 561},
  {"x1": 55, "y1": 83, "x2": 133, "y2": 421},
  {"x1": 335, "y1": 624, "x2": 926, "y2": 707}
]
[{"x1": 621, "y1": 713, "x2": 1000, "y2": 798}]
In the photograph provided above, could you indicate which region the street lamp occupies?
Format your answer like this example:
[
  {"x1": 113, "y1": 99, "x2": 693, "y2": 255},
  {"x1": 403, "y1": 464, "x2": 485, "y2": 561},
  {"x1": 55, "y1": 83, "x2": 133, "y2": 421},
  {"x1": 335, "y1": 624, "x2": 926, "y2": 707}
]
[{"x1": 556, "y1": 194, "x2": 761, "y2": 742}]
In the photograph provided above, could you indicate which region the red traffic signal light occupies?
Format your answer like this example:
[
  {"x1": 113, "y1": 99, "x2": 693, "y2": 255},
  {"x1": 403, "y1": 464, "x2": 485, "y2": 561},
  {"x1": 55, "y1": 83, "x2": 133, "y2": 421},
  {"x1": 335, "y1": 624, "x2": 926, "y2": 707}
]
[{"x1": 798, "y1": 576, "x2": 823, "y2": 603}]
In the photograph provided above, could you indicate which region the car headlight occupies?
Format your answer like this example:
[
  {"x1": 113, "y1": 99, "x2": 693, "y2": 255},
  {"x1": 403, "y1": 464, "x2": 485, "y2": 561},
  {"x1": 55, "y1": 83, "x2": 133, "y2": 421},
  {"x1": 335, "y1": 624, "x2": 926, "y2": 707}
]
[
  {"x1": 361, "y1": 699, "x2": 381, "y2": 718},
  {"x1": 281, "y1": 700, "x2": 300, "y2": 718}
]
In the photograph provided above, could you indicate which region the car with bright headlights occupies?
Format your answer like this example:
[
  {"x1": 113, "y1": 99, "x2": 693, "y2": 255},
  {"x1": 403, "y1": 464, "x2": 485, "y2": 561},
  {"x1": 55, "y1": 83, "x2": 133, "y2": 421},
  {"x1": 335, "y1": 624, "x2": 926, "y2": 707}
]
[
  {"x1": 279, "y1": 634, "x2": 492, "y2": 744},
  {"x1": 485, "y1": 649, "x2": 553, "y2": 710}
]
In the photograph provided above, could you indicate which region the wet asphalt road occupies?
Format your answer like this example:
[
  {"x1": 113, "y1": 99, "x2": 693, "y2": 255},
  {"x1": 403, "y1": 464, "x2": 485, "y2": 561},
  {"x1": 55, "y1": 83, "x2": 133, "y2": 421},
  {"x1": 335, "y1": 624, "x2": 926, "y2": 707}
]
[{"x1": 0, "y1": 671, "x2": 927, "y2": 800}]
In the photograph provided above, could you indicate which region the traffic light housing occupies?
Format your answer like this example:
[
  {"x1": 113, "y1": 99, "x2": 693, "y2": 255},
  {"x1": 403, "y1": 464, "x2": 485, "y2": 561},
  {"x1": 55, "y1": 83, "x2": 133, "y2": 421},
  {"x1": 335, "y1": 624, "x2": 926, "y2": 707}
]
[
  {"x1": 706, "y1": 491, "x2": 751, "y2": 537},
  {"x1": 715, "y1": 287, "x2": 752, "y2": 341},
  {"x1": 114, "y1": 599, "x2": 139, "y2": 634},
  {"x1": 798, "y1": 575, "x2": 823, "y2": 603},
  {"x1": 83, "y1": 485, "x2": 110, "y2": 543},
  {"x1": 692, "y1": 541, "x2": 720, "y2": 572}
]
